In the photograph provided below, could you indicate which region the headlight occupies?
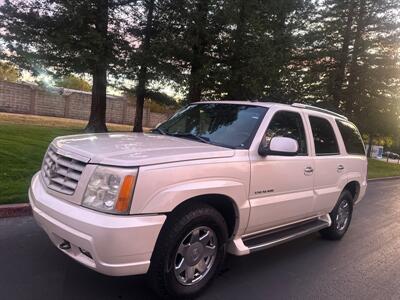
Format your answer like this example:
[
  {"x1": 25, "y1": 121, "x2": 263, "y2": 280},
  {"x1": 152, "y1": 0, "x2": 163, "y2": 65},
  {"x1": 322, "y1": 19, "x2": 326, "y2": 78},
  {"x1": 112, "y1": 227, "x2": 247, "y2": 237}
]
[{"x1": 82, "y1": 166, "x2": 138, "y2": 214}]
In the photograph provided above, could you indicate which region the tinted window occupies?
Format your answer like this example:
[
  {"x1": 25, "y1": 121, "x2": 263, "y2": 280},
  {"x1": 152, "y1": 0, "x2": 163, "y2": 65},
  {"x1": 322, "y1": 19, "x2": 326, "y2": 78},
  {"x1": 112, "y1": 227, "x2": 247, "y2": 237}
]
[
  {"x1": 265, "y1": 111, "x2": 307, "y2": 155},
  {"x1": 336, "y1": 120, "x2": 365, "y2": 155},
  {"x1": 309, "y1": 116, "x2": 339, "y2": 155},
  {"x1": 158, "y1": 104, "x2": 267, "y2": 149}
]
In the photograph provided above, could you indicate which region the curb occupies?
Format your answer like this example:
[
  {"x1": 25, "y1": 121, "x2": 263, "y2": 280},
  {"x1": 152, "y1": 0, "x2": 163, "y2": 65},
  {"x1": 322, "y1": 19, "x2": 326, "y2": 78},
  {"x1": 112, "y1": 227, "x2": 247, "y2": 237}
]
[
  {"x1": 0, "y1": 203, "x2": 32, "y2": 218},
  {"x1": 368, "y1": 176, "x2": 400, "y2": 182}
]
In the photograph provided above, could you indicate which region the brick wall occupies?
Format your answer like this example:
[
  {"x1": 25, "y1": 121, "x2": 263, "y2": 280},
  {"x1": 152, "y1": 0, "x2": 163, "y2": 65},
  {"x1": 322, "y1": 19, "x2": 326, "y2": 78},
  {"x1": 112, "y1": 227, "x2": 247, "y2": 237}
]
[{"x1": 0, "y1": 80, "x2": 170, "y2": 127}]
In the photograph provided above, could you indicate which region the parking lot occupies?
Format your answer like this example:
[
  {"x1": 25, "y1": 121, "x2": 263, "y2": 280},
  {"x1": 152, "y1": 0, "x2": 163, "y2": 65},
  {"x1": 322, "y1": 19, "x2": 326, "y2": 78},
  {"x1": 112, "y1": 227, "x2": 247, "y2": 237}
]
[{"x1": 1, "y1": 179, "x2": 400, "y2": 300}]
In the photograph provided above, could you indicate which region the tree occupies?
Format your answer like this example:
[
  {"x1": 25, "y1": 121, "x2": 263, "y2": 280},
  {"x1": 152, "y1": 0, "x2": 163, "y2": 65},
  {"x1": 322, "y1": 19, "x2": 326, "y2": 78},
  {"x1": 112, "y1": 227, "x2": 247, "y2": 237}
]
[
  {"x1": 147, "y1": 0, "x2": 225, "y2": 103},
  {"x1": 349, "y1": 0, "x2": 400, "y2": 155},
  {"x1": 291, "y1": 0, "x2": 359, "y2": 107},
  {"x1": 186, "y1": 0, "x2": 212, "y2": 103},
  {"x1": 299, "y1": 0, "x2": 400, "y2": 147},
  {"x1": 132, "y1": 0, "x2": 156, "y2": 132},
  {"x1": 56, "y1": 75, "x2": 92, "y2": 92},
  {"x1": 205, "y1": 0, "x2": 312, "y2": 101},
  {"x1": 126, "y1": 0, "x2": 184, "y2": 131},
  {"x1": 0, "y1": 0, "x2": 131, "y2": 132},
  {"x1": 329, "y1": 0, "x2": 357, "y2": 107},
  {"x1": 0, "y1": 61, "x2": 20, "y2": 82}
]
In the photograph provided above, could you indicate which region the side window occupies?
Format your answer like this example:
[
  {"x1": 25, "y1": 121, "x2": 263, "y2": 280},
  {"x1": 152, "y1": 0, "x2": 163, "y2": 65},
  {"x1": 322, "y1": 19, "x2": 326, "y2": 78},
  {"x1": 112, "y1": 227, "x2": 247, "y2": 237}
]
[
  {"x1": 265, "y1": 111, "x2": 307, "y2": 155},
  {"x1": 309, "y1": 116, "x2": 339, "y2": 155},
  {"x1": 336, "y1": 120, "x2": 365, "y2": 155}
]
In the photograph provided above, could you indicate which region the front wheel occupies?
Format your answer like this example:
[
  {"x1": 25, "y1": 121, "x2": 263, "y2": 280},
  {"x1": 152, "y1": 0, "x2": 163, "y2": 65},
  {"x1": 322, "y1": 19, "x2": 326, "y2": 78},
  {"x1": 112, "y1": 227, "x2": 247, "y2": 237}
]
[
  {"x1": 320, "y1": 190, "x2": 353, "y2": 240},
  {"x1": 148, "y1": 203, "x2": 228, "y2": 299}
]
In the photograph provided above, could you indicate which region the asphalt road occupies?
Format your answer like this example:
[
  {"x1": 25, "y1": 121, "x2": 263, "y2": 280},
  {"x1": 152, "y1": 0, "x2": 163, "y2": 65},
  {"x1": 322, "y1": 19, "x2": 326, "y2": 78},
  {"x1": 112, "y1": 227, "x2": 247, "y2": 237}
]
[{"x1": 1, "y1": 180, "x2": 400, "y2": 300}]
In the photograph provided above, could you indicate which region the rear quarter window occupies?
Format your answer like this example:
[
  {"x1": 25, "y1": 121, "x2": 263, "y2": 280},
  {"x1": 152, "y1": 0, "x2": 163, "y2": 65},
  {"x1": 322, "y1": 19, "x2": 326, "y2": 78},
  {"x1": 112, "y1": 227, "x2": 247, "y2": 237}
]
[{"x1": 336, "y1": 120, "x2": 365, "y2": 155}]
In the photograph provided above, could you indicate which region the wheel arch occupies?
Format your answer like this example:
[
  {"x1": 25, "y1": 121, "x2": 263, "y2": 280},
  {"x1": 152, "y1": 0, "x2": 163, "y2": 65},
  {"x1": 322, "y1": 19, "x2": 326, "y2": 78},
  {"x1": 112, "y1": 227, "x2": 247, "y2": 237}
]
[
  {"x1": 166, "y1": 194, "x2": 239, "y2": 239},
  {"x1": 343, "y1": 180, "x2": 360, "y2": 203}
]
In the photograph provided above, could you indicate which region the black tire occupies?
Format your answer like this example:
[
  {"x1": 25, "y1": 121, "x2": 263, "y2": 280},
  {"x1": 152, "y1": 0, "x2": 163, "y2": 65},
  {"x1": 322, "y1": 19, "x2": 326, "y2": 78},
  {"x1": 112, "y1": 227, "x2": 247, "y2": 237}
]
[
  {"x1": 320, "y1": 190, "x2": 353, "y2": 240},
  {"x1": 148, "y1": 202, "x2": 228, "y2": 299}
]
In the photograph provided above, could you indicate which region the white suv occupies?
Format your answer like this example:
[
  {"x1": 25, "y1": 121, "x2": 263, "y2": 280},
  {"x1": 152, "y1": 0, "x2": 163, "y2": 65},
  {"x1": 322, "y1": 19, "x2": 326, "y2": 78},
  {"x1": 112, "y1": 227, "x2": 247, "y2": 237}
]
[{"x1": 29, "y1": 101, "x2": 367, "y2": 298}]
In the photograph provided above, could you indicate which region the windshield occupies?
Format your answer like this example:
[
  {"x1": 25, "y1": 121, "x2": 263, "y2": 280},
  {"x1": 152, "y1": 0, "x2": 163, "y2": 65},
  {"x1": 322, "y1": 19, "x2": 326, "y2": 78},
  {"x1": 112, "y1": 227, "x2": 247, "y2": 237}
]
[{"x1": 157, "y1": 103, "x2": 268, "y2": 149}]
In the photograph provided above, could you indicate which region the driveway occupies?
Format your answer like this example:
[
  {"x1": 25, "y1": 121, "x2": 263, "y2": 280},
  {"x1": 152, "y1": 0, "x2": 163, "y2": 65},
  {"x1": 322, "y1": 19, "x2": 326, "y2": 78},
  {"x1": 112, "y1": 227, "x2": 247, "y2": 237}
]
[{"x1": 1, "y1": 179, "x2": 400, "y2": 299}]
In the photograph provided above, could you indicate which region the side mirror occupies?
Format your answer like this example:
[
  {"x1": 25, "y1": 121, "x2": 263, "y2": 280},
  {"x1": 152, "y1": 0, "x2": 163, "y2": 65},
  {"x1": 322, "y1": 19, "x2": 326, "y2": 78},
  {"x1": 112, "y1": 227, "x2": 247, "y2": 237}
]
[{"x1": 258, "y1": 136, "x2": 299, "y2": 157}]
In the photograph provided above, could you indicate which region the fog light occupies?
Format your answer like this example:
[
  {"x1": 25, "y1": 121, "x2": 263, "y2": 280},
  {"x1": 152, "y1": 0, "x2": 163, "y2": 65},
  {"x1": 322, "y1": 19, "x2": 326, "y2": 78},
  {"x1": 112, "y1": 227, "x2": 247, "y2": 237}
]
[
  {"x1": 59, "y1": 240, "x2": 71, "y2": 250},
  {"x1": 79, "y1": 247, "x2": 92, "y2": 259}
]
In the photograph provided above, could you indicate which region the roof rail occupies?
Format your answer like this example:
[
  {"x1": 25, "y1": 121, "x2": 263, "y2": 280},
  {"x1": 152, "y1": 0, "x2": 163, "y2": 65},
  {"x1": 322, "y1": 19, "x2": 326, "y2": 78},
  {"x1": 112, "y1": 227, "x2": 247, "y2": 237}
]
[{"x1": 292, "y1": 103, "x2": 348, "y2": 120}]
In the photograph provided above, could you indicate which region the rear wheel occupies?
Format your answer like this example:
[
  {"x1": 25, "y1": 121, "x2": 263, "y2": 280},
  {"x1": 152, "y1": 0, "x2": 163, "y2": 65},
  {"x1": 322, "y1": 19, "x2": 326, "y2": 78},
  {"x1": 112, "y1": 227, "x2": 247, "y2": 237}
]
[
  {"x1": 148, "y1": 203, "x2": 228, "y2": 299},
  {"x1": 320, "y1": 190, "x2": 353, "y2": 240}
]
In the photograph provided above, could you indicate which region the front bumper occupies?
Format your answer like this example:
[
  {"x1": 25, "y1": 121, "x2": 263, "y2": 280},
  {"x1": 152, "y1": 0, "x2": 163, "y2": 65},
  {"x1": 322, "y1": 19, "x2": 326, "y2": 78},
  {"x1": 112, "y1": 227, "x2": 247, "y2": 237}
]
[{"x1": 29, "y1": 173, "x2": 166, "y2": 276}]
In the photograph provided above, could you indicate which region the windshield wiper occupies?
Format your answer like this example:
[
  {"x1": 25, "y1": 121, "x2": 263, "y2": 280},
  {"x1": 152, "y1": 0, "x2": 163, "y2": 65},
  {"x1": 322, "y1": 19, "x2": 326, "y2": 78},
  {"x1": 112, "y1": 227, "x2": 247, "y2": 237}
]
[
  {"x1": 169, "y1": 132, "x2": 211, "y2": 144},
  {"x1": 152, "y1": 127, "x2": 166, "y2": 135},
  {"x1": 151, "y1": 129, "x2": 210, "y2": 145}
]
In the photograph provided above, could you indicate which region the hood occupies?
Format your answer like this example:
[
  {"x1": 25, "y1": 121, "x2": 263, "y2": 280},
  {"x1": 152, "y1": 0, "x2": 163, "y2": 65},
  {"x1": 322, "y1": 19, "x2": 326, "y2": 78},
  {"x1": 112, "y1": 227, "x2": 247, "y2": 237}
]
[{"x1": 52, "y1": 133, "x2": 235, "y2": 166}]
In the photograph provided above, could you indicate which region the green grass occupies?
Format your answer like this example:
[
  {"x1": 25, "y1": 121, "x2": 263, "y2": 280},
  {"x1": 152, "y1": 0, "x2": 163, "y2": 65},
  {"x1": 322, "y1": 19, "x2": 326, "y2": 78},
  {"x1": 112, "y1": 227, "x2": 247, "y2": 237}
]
[
  {"x1": 367, "y1": 158, "x2": 400, "y2": 179},
  {"x1": 0, "y1": 123, "x2": 80, "y2": 204}
]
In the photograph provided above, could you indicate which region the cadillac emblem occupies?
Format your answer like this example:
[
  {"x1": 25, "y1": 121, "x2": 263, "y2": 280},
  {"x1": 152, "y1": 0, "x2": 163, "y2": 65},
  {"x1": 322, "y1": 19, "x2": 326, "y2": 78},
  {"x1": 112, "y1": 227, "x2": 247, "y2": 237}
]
[{"x1": 49, "y1": 162, "x2": 58, "y2": 178}]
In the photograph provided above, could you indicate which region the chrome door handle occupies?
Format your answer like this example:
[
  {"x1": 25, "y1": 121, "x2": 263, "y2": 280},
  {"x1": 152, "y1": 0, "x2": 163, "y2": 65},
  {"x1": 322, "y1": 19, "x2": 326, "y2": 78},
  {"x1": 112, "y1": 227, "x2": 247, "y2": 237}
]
[
  {"x1": 337, "y1": 165, "x2": 344, "y2": 172},
  {"x1": 304, "y1": 166, "x2": 314, "y2": 175}
]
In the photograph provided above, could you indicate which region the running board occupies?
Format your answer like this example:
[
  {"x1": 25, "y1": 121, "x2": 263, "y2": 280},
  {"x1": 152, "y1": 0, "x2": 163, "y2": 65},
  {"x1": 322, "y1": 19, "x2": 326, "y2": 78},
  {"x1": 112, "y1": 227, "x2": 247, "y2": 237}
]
[{"x1": 243, "y1": 217, "x2": 331, "y2": 253}]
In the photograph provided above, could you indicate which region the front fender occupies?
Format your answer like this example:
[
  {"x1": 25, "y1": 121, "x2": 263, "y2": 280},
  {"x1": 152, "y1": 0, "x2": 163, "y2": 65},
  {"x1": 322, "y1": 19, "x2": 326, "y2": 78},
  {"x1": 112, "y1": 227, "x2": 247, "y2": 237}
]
[{"x1": 139, "y1": 179, "x2": 250, "y2": 236}]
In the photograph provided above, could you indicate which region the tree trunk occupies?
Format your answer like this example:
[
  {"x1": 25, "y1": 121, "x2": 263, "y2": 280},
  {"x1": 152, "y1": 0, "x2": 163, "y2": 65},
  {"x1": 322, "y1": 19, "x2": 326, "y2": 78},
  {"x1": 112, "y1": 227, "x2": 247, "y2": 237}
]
[
  {"x1": 85, "y1": 64, "x2": 108, "y2": 132},
  {"x1": 331, "y1": 0, "x2": 356, "y2": 108},
  {"x1": 133, "y1": 66, "x2": 147, "y2": 132},
  {"x1": 85, "y1": 0, "x2": 109, "y2": 133},
  {"x1": 227, "y1": 0, "x2": 246, "y2": 100},
  {"x1": 269, "y1": 7, "x2": 290, "y2": 102},
  {"x1": 345, "y1": 0, "x2": 367, "y2": 115},
  {"x1": 133, "y1": 0, "x2": 155, "y2": 132},
  {"x1": 187, "y1": 0, "x2": 210, "y2": 103}
]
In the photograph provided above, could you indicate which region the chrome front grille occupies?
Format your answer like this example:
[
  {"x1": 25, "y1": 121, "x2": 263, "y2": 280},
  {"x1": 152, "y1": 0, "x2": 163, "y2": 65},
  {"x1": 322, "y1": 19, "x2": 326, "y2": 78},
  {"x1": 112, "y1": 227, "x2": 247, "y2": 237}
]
[{"x1": 41, "y1": 147, "x2": 86, "y2": 195}]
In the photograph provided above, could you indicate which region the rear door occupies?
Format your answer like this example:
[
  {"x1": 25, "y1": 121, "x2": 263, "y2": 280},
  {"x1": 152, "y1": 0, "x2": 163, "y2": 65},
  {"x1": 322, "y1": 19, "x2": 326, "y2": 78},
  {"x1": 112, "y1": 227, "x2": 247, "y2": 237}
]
[
  {"x1": 306, "y1": 114, "x2": 348, "y2": 214},
  {"x1": 247, "y1": 109, "x2": 315, "y2": 234},
  {"x1": 335, "y1": 119, "x2": 368, "y2": 200}
]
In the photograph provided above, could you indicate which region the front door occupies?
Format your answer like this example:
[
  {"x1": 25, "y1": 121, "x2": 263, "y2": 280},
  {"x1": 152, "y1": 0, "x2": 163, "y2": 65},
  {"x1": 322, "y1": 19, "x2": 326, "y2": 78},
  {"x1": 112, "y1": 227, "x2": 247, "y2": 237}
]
[{"x1": 247, "y1": 110, "x2": 315, "y2": 234}]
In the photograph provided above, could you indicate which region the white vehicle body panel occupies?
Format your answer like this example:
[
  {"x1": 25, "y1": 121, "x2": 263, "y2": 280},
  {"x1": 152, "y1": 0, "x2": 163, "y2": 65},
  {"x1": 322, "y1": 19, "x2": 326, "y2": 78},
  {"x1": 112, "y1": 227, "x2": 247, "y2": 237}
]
[{"x1": 53, "y1": 133, "x2": 234, "y2": 166}]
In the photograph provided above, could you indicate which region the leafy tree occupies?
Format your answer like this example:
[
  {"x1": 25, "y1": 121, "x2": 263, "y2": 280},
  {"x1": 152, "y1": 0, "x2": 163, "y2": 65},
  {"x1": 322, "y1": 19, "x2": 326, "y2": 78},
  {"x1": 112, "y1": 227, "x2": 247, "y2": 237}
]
[
  {"x1": 56, "y1": 75, "x2": 92, "y2": 92},
  {"x1": 0, "y1": 61, "x2": 20, "y2": 82},
  {"x1": 184, "y1": 0, "x2": 214, "y2": 103},
  {"x1": 148, "y1": 0, "x2": 225, "y2": 103},
  {"x1": 144, "y1": 90, "x2": 178, "y2": 107},
  {"x1": 301, "y1": 0, "x2": 400, "y2": 155},
  {"x1": 125, "y1": 0, "x2": 183, "y2": 131},
  {"x1": 125, "y1": 87, "x2": 178, "y2": 107},
  {"x1": 205, "y1": 0, "x2": 312, "y2": 101},
  {"x1": 131, "y1": 0, "x2": 156, "y2": 132},
  {"x1": 0, "y1": 0, "x2": 131, "y2": 132},
  {"x1": 0, "y1": 0, "x2": 398, "y2": 140}
]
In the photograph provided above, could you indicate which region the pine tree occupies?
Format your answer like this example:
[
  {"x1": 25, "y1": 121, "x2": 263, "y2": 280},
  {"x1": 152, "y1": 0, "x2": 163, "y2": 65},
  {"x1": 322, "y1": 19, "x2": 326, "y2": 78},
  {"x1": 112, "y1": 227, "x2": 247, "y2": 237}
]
[
  {"x1": 0, "y1": 0, "x2": 131, "y2": 132},
  {"x1": 347, "y1": 0, "x2": 400, "y2": 152},
  {"x1": 124, "y1": 0, "x2": 183, "y2": 131},
  {"x1": 299, "y1": 0, "x2": 400, "y2": 147},
  {"x1": 149, "y1": 0, "x2": 225, "y2": 103},
  {"x1": 208, "y1": 0, "x2": 312, "y2": 101},
  {"x1": 133, "y1": 0, "x2": 156, "y2": 132}
]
